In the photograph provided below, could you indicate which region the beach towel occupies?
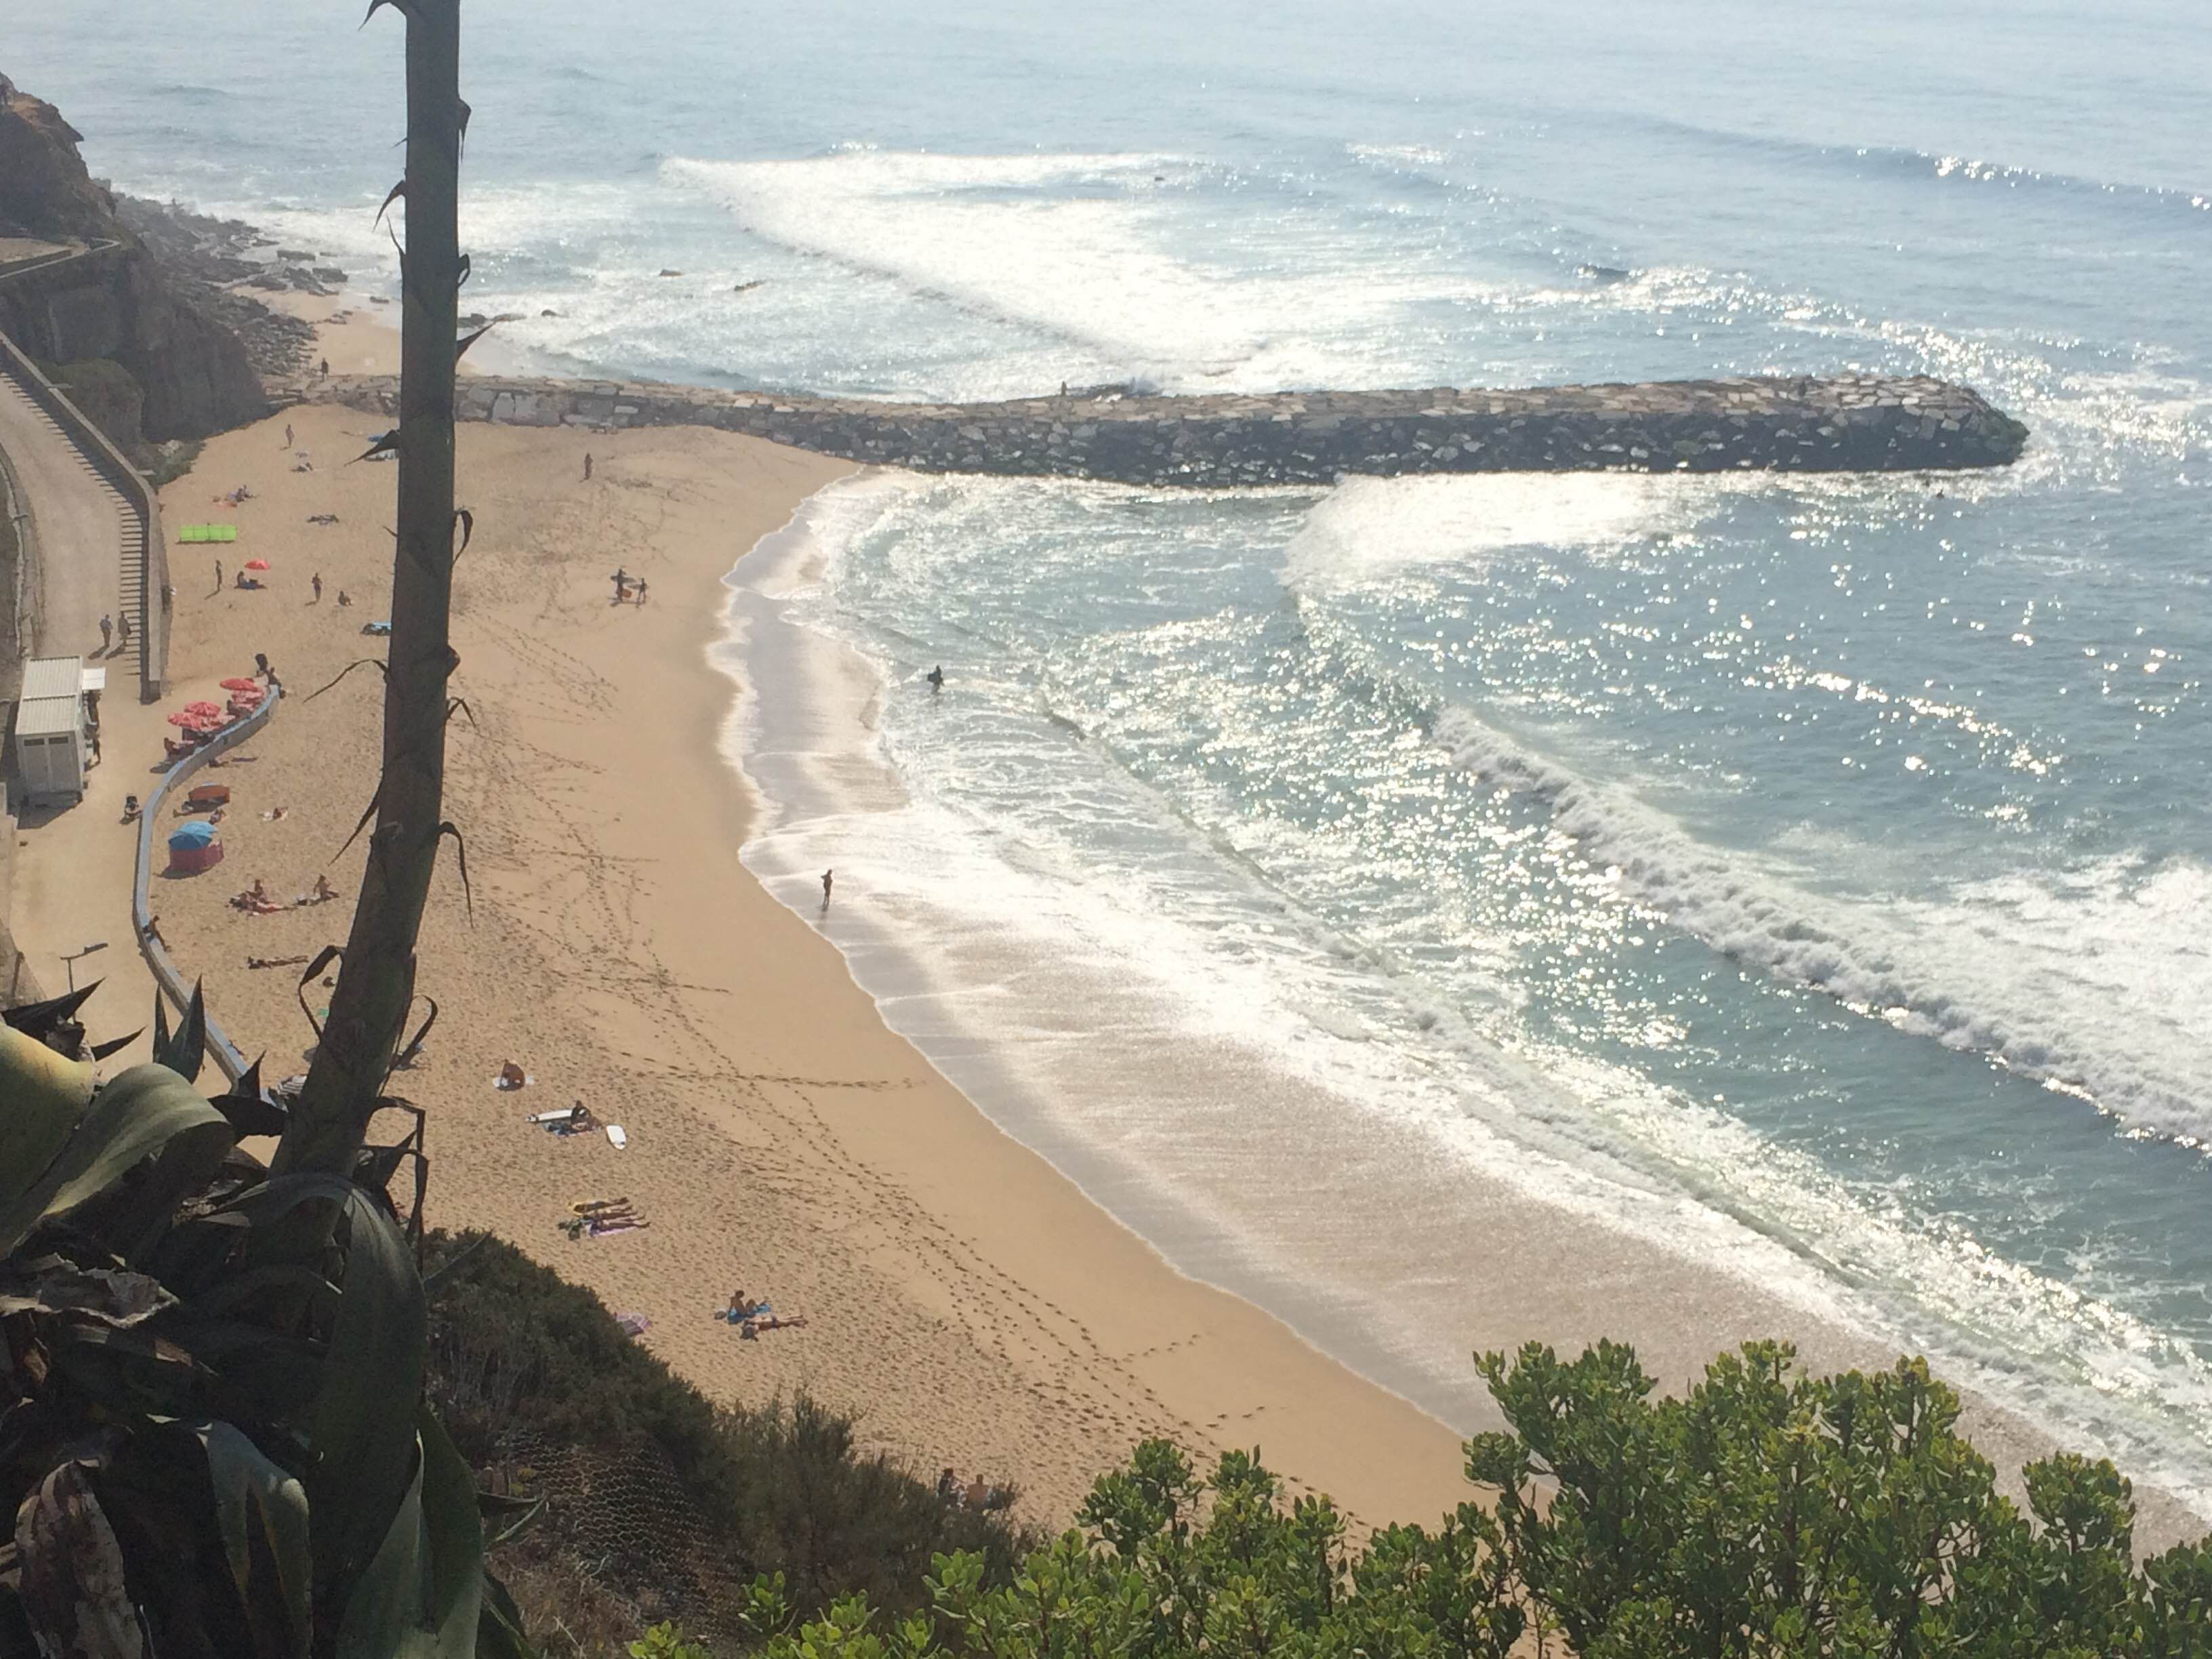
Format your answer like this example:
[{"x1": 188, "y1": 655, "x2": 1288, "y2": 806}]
[
  {"x1": 617, "y1": 1313, "x2": 652, "y2": 1338},
  {"x1": 605, "y1": 1124, "x2": 628, "y2": 1149},
  {"x1": 361, "y1": 620, "x2": 392, "y2": 636}
]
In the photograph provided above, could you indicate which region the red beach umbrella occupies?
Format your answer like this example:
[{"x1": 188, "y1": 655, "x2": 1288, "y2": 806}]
[
  {"x1": 184, "y1": 700, "x2": 222, "y2": 717},
  {"x1": 166, "y1": 710, "x2": 202, "y2": 727},
  {"x1": 243, "y1": 558, "x2": 271, "y2": 571},
  {"x1": 219, "y1": 676, "x2": 258, "y2": 691}
]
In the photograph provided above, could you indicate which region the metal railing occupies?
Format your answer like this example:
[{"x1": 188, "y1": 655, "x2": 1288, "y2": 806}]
[{"x1": 131, "y1": 686, "x2": 283, "y2": 1082}]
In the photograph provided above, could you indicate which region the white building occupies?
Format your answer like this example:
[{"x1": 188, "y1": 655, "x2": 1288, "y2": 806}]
[{"x1": 12, "y1": 655, "x2": 100, "y2": 806}]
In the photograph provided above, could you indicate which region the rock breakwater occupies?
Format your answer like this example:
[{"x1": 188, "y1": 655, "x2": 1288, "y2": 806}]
[{"x1": 315, "y1": 371, "x2": 2028, "y2": 485}]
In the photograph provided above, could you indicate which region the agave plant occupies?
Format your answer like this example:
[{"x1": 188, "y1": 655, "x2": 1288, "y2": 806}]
[{"x1": 0, "y1": 987, "x2": 529, "y2": 1658}]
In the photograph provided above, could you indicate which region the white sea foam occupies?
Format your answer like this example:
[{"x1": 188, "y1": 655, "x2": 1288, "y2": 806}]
[
  {"x1": 663, "y1": 148, "x2": 1484, "y2": 391},
  {"x1": 1284, "y1": 470, "x2": 1806, "y2": 583},
  {"x1": 1435, "y1": 708, "x2": 2212, "y2": 1147}
]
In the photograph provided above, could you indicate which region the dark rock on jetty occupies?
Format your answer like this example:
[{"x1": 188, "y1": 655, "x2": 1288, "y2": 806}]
[{"x1": 318, "y1": 371, "x2": 2027, "y2": 486}]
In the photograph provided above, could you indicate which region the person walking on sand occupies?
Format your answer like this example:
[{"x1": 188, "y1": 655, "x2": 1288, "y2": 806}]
[
  {"x1": 283, "y1": 422, "x2": 294, "y2": 449},
  {"x1": 634, "y1": 577, "x2": 648, "y2": 606},
  {"x1": 99, "y1": 613, "x2": 112, "y2": 653},
  {"x1": 117, "y1": 611, "x2": 130, "y2": 648},
  {"x1": 583, "y1": 452, "x2": 594, "y2": 481},
  {"x1": 311, "y1": 572, "x2": 323, "y2": 604},
  {"x1": 820, "y1": 869, "x2": 834, "y2": 912},
  {"x1": 213, "y1": 558, "x2": 223, "y2": 594},
  {"x1": 319, "y1": 356, "x2": 329, "y2": 380},
  {"x1": 611, "y1": 566, "x2": 628, "y2": 605}
]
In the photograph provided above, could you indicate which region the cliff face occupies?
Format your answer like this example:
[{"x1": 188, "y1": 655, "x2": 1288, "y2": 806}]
[{"x1": 0, "y1": 79, "x2": 266, "y2": 447}]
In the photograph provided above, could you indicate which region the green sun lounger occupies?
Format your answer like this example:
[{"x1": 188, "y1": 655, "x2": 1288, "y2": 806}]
[{"x1": 179, "y1": 525, "x2": 239, "y2": 543}]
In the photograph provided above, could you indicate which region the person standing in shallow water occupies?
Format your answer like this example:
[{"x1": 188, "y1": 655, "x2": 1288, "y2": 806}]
[
  {"x1": 927, "y1": 665, "x2": 945, "y2": 694},
  {"x1": 820, "y1": 869, "x2": 834, "y2": 911}
]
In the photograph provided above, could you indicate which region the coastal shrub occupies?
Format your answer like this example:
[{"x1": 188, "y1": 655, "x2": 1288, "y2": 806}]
[
  {"x1": 422, "y1": 1230, "x2": 1036, "y2": 1647},
  {"x1": 724, "y1": 1340, "x2": 2211, "y2": 1659}
]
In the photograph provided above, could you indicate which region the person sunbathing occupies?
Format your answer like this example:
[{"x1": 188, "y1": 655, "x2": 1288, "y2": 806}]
[
  {"x1": 234, "y1": 879, "x2": 283, "y2": 914},
  {"x1": 739, "y1": 1313, "x2": 807, "y2": 1338},
  {"x1": 727, "y1": 1289, "x2": 752, "y2": 1319}
]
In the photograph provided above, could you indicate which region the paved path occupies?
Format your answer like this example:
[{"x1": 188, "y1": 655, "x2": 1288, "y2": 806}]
[{"x1": 0, "y1": 348, "x2": 141, "y2": 676}]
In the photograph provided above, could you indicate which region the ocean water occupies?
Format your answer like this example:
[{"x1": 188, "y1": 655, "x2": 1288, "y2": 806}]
[{"x1": 22, "y1": 0, "x2": 2212, "y2": 1510}]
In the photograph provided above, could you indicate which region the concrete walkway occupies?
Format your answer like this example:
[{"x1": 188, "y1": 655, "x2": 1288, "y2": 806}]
[
  {"x1": 0, "y1": 323, "x2": 157, "y2": 1058},
  {"x1": 0, "y1": 350, "x2": 139, "y2": 675}
]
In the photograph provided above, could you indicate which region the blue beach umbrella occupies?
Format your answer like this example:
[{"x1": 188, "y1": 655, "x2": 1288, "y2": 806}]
[{"x1": 168, "y1": 820, "x2": 218, "y2": 851}]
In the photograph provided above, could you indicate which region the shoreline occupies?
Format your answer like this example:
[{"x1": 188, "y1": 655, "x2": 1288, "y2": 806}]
[{"x1": 129, "y1": 389, "x2": 1477, "y2": 1529}]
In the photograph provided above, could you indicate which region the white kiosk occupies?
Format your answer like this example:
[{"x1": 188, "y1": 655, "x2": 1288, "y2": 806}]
[{"x1": 12, "y1": 655, "x2": 100, "y2": 806}]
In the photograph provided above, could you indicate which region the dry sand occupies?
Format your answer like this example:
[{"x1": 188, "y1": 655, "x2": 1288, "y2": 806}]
[{"x1": 133, "y1": 394, "x2": 1474, "y2": 1529}]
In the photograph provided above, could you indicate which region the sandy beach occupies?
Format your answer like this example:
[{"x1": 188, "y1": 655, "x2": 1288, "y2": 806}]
[{"x1": 110, "y1": 386, "x2": 1479, "y2": 1529}]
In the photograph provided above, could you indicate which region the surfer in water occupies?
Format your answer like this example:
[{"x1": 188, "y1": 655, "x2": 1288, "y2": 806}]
[{"x1": 926, "y1": 665, "x2": 945, "y2": 695}]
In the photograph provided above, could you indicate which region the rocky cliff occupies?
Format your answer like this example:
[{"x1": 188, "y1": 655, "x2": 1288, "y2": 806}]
[{"x1": 0, "y1": 76, "x2": 266, "y2": 450}]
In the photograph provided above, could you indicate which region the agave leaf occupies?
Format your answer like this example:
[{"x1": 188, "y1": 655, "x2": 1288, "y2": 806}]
[
  {"x1": 0, "y1": 1063, "x2": 230, "y2": 1259},
  {"x1": 12, "y1": 1460, "x2": 143, "y2": 1659},
  {"x1": 0, "y1": 1024, "x2": 96, "y2": 1210},
  {"x1": 476, "y1": 1565, "x2": 534, "y2": 1659},
  {"x1": 89, "y1": 1029, "x2": 146, "y2": 1063},
  {"x1": 0, "y1": 1257, "x2": 173, "y2": 1327},
  {"x1": 414, "y1": 1410, "x2": 485, "y2": 1655},
  {"x1": 310, "y1": 1192, "x2": 426, "y2": 1616},
  {"x1": 184, "y1": 1263, "x2": 344, "y2": 1326},
  {"x1": 331, "y1": 1410, "x2": 484, "y2": 1659},
  {"x1": 213, "y1": 1082, "x2": 291, "y2": 1141},
  {"x1": 152, "y1": 981, "x2": 209, "y2": 1084},
  {"x1": 45, "y1": 1320, "x2": 209, "y2": 1416},
  {"x1": 2, "y1": 982, "x2": 100, "y2": 1039},
  {"x1": 330, "y1": 1429, "x2": 422, "y2": 1659},
  {"x1": 191, "y1": 1420, "x2": 312, "y2": 1659}
]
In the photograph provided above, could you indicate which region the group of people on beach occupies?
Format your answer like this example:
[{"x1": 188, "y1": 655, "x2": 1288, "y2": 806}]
[
  {"x1": 231, "y1": 872, "x2": 340, "y2": 914},
  {"x1": 723, "y1": 1287, "x2": 807, "y2": 1339},
  {"x1": 609, "y1": 566, "x2": 649, "y2": 605}
]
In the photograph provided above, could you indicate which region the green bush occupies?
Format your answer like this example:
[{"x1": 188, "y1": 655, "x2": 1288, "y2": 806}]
[
  {"x1": 422, "y1": 1231, "x2": 1037, "y2": 1641},
  {"x1": 731, "y1": 1340, "x2": 2211, "y2": 1659}
]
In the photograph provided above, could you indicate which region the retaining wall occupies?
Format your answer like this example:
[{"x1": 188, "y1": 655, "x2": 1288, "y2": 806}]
[{"x1": 317, "y1": 371, "x2": 2028, "y2": 485}]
